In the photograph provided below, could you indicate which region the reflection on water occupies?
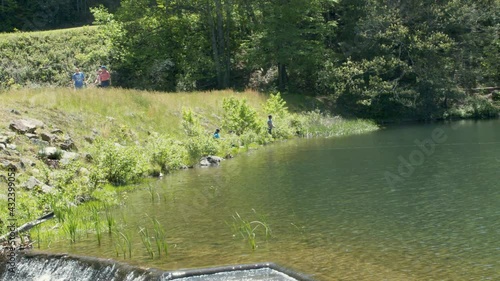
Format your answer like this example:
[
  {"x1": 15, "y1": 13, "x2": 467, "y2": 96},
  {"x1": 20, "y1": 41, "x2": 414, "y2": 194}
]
[{"x1": 44, "y1": 120, "x2": 500, "y2": 280}]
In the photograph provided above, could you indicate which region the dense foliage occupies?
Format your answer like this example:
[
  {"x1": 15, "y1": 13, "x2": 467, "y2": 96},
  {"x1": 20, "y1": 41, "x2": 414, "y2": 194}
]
[
  {"x1": 0, "y1": 27, "x2": 111, "y2": 89},
  {"x1": 2, "y1": 0, "x2": 499, "y2": 120}
]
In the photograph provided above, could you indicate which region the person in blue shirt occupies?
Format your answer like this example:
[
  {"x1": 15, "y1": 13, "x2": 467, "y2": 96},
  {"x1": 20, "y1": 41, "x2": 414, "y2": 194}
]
[
  {"x1": 213, "y1": 128, "x2": 221, "y2": 139},
  {"x1": 72, "y1": 68, "x2": 85, "y2": 89}
]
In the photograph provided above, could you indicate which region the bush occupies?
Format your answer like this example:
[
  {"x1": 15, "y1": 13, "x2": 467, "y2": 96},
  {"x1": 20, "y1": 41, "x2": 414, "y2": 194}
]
[
  {"x1": 185, "y1": 135, "x2": 219, "y2": 163},
  {"x1": 222, "y1": 97, "x2": 260, "y2": 135},
  {"x1": 91, "y1": 139, "x2": 148, "y2": 185},
  {"x1": 182, "y1": 108, "x2": 204, "y2": 137},
  {"x1": 147, "y1": 134, "x2": 188, "y2": 172}
]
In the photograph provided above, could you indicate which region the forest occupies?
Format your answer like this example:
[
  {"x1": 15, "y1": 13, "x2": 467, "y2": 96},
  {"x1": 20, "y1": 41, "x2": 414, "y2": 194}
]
[{"x1": 1, "y1": 0, "x2": 499, "y2": 120}]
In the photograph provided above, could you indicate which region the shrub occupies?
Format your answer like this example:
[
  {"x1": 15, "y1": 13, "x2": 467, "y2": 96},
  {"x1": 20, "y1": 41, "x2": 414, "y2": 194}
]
[
  {"x1": 182, "y1": 108, "x2": 204, "y2": 137},
  {"x1": 147, "y1": 134, "x2": 188, "y2": 172},
  {"x1": 222, "y1": 97, "x2": 260, "y2": 135},
  {"x1": 185, "y1": 136, "x2": 219, "y2": 164},
  {"x1": 91, "y1": 139, "x2": 148, "y2": 185}
]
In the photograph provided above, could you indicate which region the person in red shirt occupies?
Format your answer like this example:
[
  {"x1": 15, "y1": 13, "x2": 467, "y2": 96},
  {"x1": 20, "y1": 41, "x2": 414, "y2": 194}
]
[{"x1": 98, "y1": 66, "x2": 111, "y2": 87}]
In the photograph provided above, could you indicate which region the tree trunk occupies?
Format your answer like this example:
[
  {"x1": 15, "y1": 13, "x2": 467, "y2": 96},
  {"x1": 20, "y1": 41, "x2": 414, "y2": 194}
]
[
  {"x1": 278, "y1": 63, "x2": 287, "y2": 92},
  {"x1": 215, "y1": 0, "x2": 227, "y2": 88},
  {"x1": 207, "y1": 0, "x2": 222, "y2": 88}
]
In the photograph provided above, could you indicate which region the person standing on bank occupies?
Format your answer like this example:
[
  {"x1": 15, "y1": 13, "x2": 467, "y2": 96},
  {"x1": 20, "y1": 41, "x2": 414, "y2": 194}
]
[
  {"x1": 72, "y1": 68, "x2": 85, "y2": 89},
  {"x1": 98, "y1": 66, "x2": 111, "y2": 87},
  {"x1": 267, "y1": 115, "x2": 274, "y2": 134}
]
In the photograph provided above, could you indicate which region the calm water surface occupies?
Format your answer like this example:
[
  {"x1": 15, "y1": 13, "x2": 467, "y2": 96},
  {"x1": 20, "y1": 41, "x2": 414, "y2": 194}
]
[{"x1": 46, "y1": 120, "x2": 500, "y2": 281}]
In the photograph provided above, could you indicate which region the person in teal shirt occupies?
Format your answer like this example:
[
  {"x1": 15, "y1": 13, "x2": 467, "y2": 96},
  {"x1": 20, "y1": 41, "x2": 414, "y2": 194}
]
[
  {"x1": 72, "y1": 68, "x2": 85, "y2": 89},
  {"x1": 213, "y1": 128, "x2": 221, "y2": 139}
]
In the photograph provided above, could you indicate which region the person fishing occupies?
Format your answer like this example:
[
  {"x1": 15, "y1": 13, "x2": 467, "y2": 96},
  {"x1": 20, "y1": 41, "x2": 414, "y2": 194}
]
[
  {"x1": 213, "y1": 128, "x2": 221, "y2": 139},
  {"x1": 267, "y1": 115, "x2": 274, "y2": 134}
]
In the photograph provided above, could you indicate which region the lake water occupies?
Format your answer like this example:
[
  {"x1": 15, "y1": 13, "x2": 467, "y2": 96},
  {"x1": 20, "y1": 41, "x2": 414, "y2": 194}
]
[{"x1": 44, "y1": 120, "x2": 500, "y2": 281}]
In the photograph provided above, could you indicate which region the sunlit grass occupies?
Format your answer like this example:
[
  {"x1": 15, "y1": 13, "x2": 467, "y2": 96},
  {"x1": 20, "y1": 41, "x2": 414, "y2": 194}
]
[{"x1": 0, "y1": 88, "x2": 268, "y2": 140}]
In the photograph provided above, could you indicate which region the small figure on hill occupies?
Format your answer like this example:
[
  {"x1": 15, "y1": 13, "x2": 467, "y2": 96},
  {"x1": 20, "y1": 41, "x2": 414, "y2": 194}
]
[
  {"x1": 98, "y1": 66, "x2": 111, "y2": 87},
  {"x1": 213, "y1": 128, "x2": 221, "y2": 139},
  {"x1": 72, "y1": 68, "x2": 85, "y2": 89},
  {"x1": 267, "y1": 115, "x2": 274, "y2": 134}
]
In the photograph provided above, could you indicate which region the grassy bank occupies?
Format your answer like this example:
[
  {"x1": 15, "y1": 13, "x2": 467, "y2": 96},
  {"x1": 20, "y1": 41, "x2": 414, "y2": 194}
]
[{"x1": 0, "y1": 88, "x2": 378, "y2": 250}]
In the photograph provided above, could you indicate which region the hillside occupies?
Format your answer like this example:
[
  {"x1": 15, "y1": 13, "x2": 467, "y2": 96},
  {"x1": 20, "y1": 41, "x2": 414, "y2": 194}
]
[{"x1": 0, "y1": 26, "x2": 109, "y2": 90}]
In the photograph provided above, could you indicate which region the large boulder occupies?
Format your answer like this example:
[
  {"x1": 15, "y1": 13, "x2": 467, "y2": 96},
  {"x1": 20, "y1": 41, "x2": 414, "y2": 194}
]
[
  {"x1": 9, "y1": 119, "x2": 44, "y2": 134},
  {"x1": 21, "y1": 176, "x2": 54, "y2": 193},
  {"x1": 200, "y1": 156, "x2": 223, "y2": 166}
]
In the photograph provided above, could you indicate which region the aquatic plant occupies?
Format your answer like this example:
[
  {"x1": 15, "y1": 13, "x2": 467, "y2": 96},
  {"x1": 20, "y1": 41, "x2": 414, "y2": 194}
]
[
  {"x1": 152, "y1": 218, "x2": 168, "y2": 257},
  {"x1": 63, "y1": 207, "x2": 80, "y2": 243},
  {"x1": 138, "y1": 227, "x2": 154, "y2": 258},
  {"x1": 90, "y1": 204, "x2": 102, "y2": 246},
  {"x1": 104, "y1": 203, "x2": 116, "y2": 235},
  {"x1": 229, "y1": 210, "x2": 272, "y2": 250},
  {"x1": 114, "y1": 230, "x2": 133, "y2": 259}
]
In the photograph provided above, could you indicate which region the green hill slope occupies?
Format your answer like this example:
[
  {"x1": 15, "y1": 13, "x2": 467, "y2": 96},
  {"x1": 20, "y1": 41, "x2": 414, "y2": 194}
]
[{"x1": 0, "y1": 26, "x2": 111, "y2": 90}]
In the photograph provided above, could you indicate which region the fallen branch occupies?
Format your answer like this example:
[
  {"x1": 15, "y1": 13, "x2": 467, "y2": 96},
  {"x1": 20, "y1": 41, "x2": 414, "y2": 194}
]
[{"x1": 0, "y1": 212, "x2": 54, "y2": 243}]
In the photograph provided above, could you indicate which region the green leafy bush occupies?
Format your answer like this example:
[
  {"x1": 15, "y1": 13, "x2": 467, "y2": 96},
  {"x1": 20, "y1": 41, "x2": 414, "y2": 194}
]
[
  {"x1": 222, "y1": 97, "x2": 260, "y2": 135},
  {"x1": 185, "y1": 136, "x2": 219, "y2": 163},
  {"x1": 182, "y1": 108, "x2": 204, "y2": 137},
  {"x1": 91, "y1": 139, "x2": 148, "y2": 185},
  {"x1": 147, "y1": 134, "x2": 188, "y2": 172}
]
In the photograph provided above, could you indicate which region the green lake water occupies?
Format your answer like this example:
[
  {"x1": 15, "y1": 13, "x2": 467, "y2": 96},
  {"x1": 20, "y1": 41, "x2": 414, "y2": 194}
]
[{"x1": 45, "y1": 120, "x2": 500, "y2": 280}]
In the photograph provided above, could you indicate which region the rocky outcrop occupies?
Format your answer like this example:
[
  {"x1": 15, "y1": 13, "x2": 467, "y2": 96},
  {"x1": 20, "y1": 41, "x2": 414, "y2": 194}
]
[{"x1": 9, "y1": 119, "x2": 44, "y2": 134}]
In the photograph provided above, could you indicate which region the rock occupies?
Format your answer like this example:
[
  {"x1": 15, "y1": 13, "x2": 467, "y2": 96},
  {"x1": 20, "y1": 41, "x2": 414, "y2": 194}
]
[
  {"x1": 84, "y1": 153, "x2": 93, "y2": 162},
  {"x1": 40, "y1": 132, "x2": 54, "y2": 142},
  {"x1": 21, "y1": 176, "x2": 55, "y2": 193},
  {"x1": 31, "y1": 139, "x2": 49, "y2": 146},
  {"x1": 21, "y1": 176, "x2": 43, "y2": 190},
  {"x1": 6, "y1": 144, "x2": 16, "y2": 150},
  {"x1": 84, "y1": 136, "x2": 94, "y2": 144},
  {"x1": 78, "y1": 167, "x2": 90, "y2": 176},
  {"x1": 0, "y1": 143, "x2": 5, "y2": 150},
  {"x1": 25, "y1": 133, "x2": 39, "y2": 139},
  {"x1": 200, "y1": 158, "x2": 211, "y2": 166},
  {"x1": 200, "y1": 156, "x2": 223, "y2": 166},
  {"x1": 39, "y1": 147, "x2": 63, "y2": 160},
  {"x1": 60, "y1": 139, "x2": 77, "y2": 151},
  {"x1": 20, "y1": 158, "x2": 35, "y2": 169},
  {"x1": 9, "y1": 119, "x2": 44, "y2": 134},
  {"x1": 44, "y1": 159, "x2": 59, "y2": 169},
  {"x1": 60, "y1": 151, "x2": 79, "y2": 165},
  {"x1": 41, "y1": 184, "x2": 55, "y2": 194},
  {"x1": 207, "y1": 155, "x2": 223, "y2": 164},
  {"x1": 2, "y1": 162, "x2": 20, "y2": 172},
  {"x1": 51, "y1": 129, "x2": 63, "y2": 134},
  {"x1": 10, "y1": 109, "x2": 21, "y2": 115}
]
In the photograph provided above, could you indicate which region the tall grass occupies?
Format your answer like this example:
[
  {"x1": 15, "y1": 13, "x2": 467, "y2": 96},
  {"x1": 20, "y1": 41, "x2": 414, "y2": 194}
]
[
  {"x1": 90, "y1": 204, "x2": 103, "y2": 246},
  {"x1": 0, "y1": 88, "x2": 267, "y2": 140},
  {"x1": 103, "y1": 203, "x2": 116, "y2": 235},
  {"x1": 63, "y1": 207, "x2": 80, "y2": 243}
]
